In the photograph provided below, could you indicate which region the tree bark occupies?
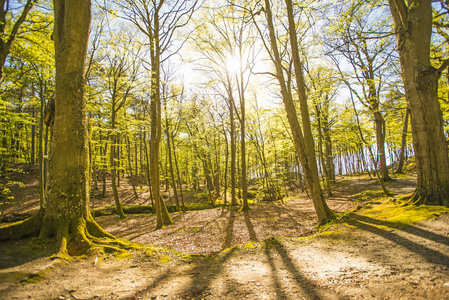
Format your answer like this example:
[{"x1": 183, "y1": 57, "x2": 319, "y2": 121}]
[
  {"x1": 388, "y1": 0, "x2": 449, "y2": 206},
  {"x1": 35, "y1": 0, "x2": 115, "y2": 254}
]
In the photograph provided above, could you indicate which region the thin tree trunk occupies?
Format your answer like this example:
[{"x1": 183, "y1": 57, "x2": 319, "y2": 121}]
[
  {"x1": 126, "y1": 135, "x2": 138, "y2": 198},
  {"x1": 149, "y1": 8, "x2": 173, "y2": 228},
  {"x1": 316, "y1": 106, "x2": 332, "y2": 196},
  {"x1": 229, "y1": 81, "x2": 237, "y2": 207},
  {"x1": 165, "y1": 114, "x2": 180, "y2": 211},
  {"x1": 110, "y1": 107, "x2": 126, "y2": 219},
  {"x1": 396, "y1": 107, "x2": 409, "y2": 174},
  {"x1": 171, "y1": 134, "x2": 185, "y2": 212}
]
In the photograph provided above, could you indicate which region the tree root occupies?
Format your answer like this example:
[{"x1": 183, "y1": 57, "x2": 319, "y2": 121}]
[
  {"x1": 397, "y1": 189, "x2": 449, "y2": 207},
  {"x1": 1, "y1": 210, "x2": 138, "y2": 259},
  {"x1": 0, "y1": 211, "x2": 43, "y2": 242}
]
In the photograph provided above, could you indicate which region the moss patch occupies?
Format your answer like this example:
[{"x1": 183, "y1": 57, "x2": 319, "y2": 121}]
[
  {"x1": 358, "y1": 201, "x2": 449, "y2": 228},
  {"x1": 93, "y1": 205, "x2": 154, "y2": 217},
  {"x1": 159, "y1": 254, "x2": 172, "y2": 264},
  {"x1": 352, "y1": 189, "x2": 387, "y2": 202}
]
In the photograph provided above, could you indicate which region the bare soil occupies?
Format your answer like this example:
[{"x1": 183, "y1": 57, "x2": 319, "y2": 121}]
[{"x1": 1, "y1": 173, "x2": 449, "y2": 299}]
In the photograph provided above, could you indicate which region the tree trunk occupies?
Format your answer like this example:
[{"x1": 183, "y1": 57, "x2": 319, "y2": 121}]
[
  {"x1": 316, "y1": 106, "x2": 332, "y2": 196},
  {"x1": 322, "y1": 112, "x2": 335, "y2": 183},
  {"x1": 373, "y1": 110, "x2": 390, "y2": 181},
  {"x1": 388, "y1": 0, "x2": 449, "y2": 206},
  {"x1": 33, "y1": 0, "x2": 115, "y2": 254},
  {"x1": 261, "y1": 0, "x2": 334, "y2": 222},
  {"x1": 150, "y1": 7, "x2": 173, "y2": 228},
  {"x1": 229, "y1": 81, "x2": 237, "y2": 207},
  {"x1": 165, "y1": 115, "x2": 180, "y2": 211},
  {"x1": 143, "y1": 133, "x2": 155, "y2": 208},
  {"x1": 38, "y1": 84, "x2": 45, "y2": 209},
  {"x1": 396, "y1": 107, "x2": 409, "y2": 174},
  {"x1": 239, "y1": 66, "x2": 249, "y2": 211},
  {"x1": 126, "y1": 135, "x2": 138, "y2": 199},
  {"x1": 171, "y1": 134, "x2": 185, "y2": 212},
  {"x1": 110, "y1": 107, "x2": 126, "y2": 219},
  {"x1": 224, "y1": 130, "x2": 229, "y2": 205}
]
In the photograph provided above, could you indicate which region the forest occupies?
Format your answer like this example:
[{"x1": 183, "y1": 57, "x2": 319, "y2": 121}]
[{"x1": 0, "y1": 0, "x2": 449, "y2": 299}]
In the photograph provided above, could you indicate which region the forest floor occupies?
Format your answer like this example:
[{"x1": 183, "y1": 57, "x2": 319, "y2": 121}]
[{"x1": 1, "y1": 170, "x2": 449, "y2": 299}]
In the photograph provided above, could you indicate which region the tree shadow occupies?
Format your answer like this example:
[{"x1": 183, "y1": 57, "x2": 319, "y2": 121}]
[
  {"x1": 131, "y1": 262, "x2": 179, "y2": 298},
  {"x1": 347, "y1": 215, "x2": 449, "y2": 268},
  {"x1": 222, "y1": 209, "x2": 236, "y2": 250},
  {"x1": 268, "y1": 201, "x2": 311, "y2": 227},
  {"x1": 354, "y1": 214, "x2": 449, "y2": 246},
  {"x1": 0, "y1": 237, "x2": 59, "y2": 270},
  {"x1": 263, "y1": 238, "x2": 332, "y2": 299},
  {"x1": 243, "y1": 210, "x2": 258, "y2": 241},
  {"x1": 175, "y1": 249, "x2": 238, "y2": 298}
]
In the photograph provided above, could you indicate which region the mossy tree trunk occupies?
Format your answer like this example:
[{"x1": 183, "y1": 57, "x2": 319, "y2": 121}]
[
  {"x1": 0, "y1": 0, "x2": 125, "y2": 255},
  {"x1": 33, "y1": 0, "x2": 119, "y2": 255},
  {"x1": 388, "y1": 0, "x2": 449, "y2": 206}
]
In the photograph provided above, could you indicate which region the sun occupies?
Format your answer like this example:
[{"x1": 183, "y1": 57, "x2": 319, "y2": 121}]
[{"x1": 225, "y1": 54, "x2": 242, "y2": 75}]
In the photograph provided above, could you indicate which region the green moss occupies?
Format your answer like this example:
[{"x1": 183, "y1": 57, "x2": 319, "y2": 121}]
[
  {"x1": 391, "y1": 173, "x2": 412, "y2": 179},
  {"x1": 0, "y1": 272, "x2": 29, "y2": 283},
  {"x1": 352, "y1": 189, "x2": 386, "y2": 202},
  {"x1": 115, "y1": 250, "x2": 133, "y2": 260},
  {"x1": 253, "y1": 217, "x2": 279, "y2": 221},
  {"x1": 262, "y1": 237, "x2": 278, "y2": 248},
  {"x1": 10, "y1": 238, "x2": 59, "y2": 258},
  {"x1": 93, "y1": 205, "x2": 154, "y2": 217},
  {"x1": 359, "y1": 201, "x2": 449, "y2": 228},
  {"x1": 243, "y1": 241, "x2": 256, "y2": 249},
  {"x1": 23, "y1": 260, "x2": 61, "y2": 283},
  {"x1": 193, "y1": 192, "x2": 209, "y2": 200},
  {"x1": 187, "y1": 201, "x2": 212, "y2": 211},
  {"x1": 159, "y1": 254, "x2": 172, "y2": 263}
]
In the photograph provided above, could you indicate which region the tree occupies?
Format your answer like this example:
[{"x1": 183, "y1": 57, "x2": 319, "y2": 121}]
[
  {"x1": 388, "y1": 0, "x2": 449, "y2": 206},
  {"x1": 100, "y1": 30, "x2": 142, "y2": 219},
  {"x1": 0, "y1": 0, "x2": 36, "y2": 82},
  {"x1": 325, "y1": 0, "x2": 396, "y2": 182},
  {"x1": 251, "y1": 0, "x2": 334, "y2": 223},
  {"x1": 115, "y1": 0, "x2": 198, "y2": 228},
  {"x1": 191, "y1": 2, "x2": 258, "y2": 209},
  {"x1": 0, "y1": 0, "x2": 124, "y2": 257}
]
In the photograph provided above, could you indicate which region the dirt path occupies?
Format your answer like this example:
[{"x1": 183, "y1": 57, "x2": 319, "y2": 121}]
[{"x1": 2, "y1": 175, "x2": 449, "y2": 299}]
